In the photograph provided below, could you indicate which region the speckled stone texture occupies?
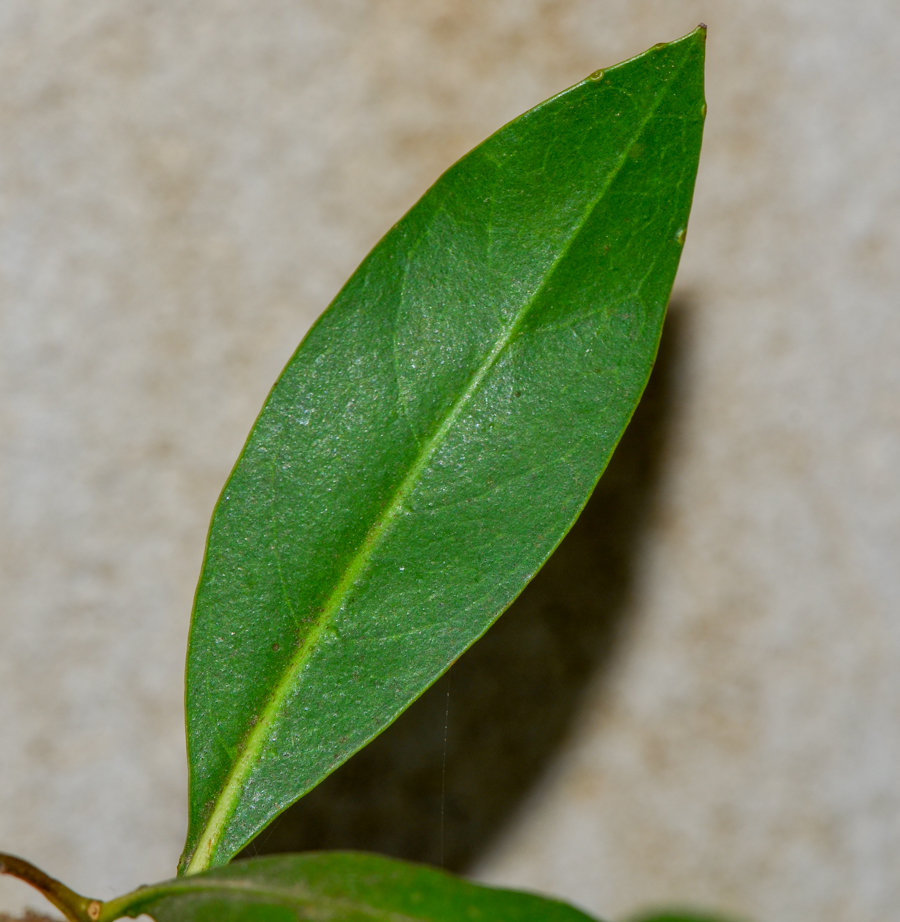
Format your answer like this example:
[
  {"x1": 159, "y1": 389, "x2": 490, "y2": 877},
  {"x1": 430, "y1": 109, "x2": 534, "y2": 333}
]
[{"x1": 1, "y1": 3, "x2": 899, "y2": 921}]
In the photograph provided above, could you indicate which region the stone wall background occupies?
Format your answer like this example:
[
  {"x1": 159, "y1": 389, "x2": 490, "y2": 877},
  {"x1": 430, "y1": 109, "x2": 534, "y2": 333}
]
[{"x1": 1, "y1": 3, "x2": 899, "y2": 921}]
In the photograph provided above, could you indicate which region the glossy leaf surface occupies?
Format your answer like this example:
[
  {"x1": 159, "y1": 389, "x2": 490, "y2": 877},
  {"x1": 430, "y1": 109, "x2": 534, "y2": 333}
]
[
  {"x1": 181, "y1": 28, "x2": 706, "y2": 872},
  {"x1": 103, "y1": 853, "x2": 602, "y2": 922}
]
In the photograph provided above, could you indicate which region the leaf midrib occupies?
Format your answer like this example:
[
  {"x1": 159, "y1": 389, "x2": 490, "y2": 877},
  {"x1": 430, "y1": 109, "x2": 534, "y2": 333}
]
[{"x1": 186, "y1": 55, "x2": 685, "y2": 873}]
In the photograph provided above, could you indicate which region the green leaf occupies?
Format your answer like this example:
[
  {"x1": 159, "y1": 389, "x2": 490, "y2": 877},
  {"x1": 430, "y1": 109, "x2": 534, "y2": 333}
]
[
  {"x1": 181, "y1": 27, "x2": 706, "y2": 873},
  {"x1": 101, "y1": 853, "x2": 603, "y2": 922}
]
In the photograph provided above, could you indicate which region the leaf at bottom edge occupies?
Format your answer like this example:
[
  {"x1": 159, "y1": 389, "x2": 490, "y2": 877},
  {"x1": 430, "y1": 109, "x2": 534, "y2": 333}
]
[{"x1": 101, "y1": 852, "x2": 603, "y2": 922}]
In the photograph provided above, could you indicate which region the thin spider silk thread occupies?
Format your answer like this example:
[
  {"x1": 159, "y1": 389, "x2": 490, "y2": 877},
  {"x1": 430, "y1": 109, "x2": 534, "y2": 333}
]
[{"x1": 440, "y1": 668, "x2": 452, "y2": 867}]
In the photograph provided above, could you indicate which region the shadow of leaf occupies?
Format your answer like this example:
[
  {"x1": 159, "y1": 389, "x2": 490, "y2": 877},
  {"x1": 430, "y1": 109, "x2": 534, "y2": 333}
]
[{"x1": 241, "y1": 302, "x2": 688, "y2": 872}]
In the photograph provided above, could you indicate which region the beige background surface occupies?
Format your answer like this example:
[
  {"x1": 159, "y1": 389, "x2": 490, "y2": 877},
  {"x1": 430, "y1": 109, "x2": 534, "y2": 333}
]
[{"x1": 1, "y1": 3, "x2": 899, "y2": 921}]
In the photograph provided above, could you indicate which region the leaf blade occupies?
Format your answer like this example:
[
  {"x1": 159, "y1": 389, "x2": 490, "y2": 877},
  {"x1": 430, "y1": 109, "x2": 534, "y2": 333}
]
[
  {"x1": 182, "y1": 27, "x2": 706, "y2": 871},
  {"x1": 104, "y1": 853, "x2": 603, "y2": 922}
]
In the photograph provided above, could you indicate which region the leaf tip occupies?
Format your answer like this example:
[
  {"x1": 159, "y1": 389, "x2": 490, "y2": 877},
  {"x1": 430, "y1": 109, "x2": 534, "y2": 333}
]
[{"x1": 688, "y1": 23, "x2": 708, "y2": 45}]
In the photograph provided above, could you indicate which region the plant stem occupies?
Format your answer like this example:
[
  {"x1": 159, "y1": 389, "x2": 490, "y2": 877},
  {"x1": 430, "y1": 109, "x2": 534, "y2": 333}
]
[{"x1": 0, "y1": 853, "x2": 103, "y2": 922}]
